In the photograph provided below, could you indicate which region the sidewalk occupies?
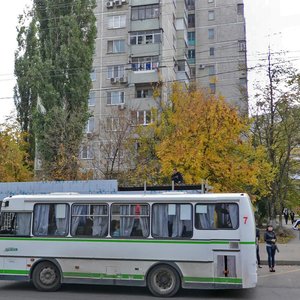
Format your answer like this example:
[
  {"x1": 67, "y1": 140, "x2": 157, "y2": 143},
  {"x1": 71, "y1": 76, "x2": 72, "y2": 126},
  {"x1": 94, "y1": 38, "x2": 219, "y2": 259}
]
[{"x1": 259, "y1": 223, "x2": 300, "y2": 265}]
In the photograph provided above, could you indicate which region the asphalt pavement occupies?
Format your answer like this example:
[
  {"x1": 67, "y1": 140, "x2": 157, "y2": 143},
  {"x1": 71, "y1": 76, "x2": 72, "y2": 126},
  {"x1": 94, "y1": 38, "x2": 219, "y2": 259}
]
[{"x1": 259, "y1": 222, "x2": 300, "y2": 265}]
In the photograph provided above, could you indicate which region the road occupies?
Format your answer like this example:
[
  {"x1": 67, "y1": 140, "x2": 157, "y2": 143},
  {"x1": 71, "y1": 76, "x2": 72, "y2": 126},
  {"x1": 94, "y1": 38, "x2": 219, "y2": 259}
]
[{"x1": 0, "y1": 266, "x2": 299, "y2": 300}]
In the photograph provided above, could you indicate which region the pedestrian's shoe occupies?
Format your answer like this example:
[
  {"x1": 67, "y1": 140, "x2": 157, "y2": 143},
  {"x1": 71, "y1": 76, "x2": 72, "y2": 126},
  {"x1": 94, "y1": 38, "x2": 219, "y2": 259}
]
[
  {"x1": 269, "y1": 268, "x2": 273, "y2": 272},
  {"x1": 258, "y1": 265, "x2": 262, "y2": 268}
]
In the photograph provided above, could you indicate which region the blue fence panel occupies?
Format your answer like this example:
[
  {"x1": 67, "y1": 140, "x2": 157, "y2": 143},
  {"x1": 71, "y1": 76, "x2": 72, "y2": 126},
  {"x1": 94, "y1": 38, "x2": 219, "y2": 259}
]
[{"x1": 0, "y1": 180, "x2": 118, "y2": 200}]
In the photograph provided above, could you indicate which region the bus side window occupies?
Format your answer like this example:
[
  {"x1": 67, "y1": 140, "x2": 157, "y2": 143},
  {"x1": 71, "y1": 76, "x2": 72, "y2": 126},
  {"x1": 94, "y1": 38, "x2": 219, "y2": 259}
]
[
  {"x1": 195, "y1": 203, "x2": 239, "y2": 230},
  {"x1": 0, "y1": 212, "x2": 31, "y2": 236},
  {"x1": 71, "y1": 204, "x2": 108, "y2": 238},
  {"x1": 110, "y1": 204, "x2": 149, "y2": 238},
  {"x1": 33, "y1": 204, "x2": 69, "y2": 236},
  {"x1": 152, "y1": 204, "x2": 193, "y2": 238}
]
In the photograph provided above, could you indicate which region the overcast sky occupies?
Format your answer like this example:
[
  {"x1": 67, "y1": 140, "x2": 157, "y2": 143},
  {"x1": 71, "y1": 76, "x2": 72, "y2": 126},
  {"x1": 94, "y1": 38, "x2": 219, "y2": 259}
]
[{"x1": 1, "y1": 0, "x2": 300, "y2": 122}]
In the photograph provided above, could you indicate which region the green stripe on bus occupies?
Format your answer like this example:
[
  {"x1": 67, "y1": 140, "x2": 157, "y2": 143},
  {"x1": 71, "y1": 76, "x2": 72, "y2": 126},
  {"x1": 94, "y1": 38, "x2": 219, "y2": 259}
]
[
  {"x1": 184, "y1": 276, "x2": 242, "y2": 284},
  {"x1": 0, "y1": 237, "x2": 255, "y2": 245},
  {"x1": 0, "y1": 269, "x2": 29, "y2": 275},
  {"x1": 63, "y1": 272, "x2": 144, "y2": 280}
]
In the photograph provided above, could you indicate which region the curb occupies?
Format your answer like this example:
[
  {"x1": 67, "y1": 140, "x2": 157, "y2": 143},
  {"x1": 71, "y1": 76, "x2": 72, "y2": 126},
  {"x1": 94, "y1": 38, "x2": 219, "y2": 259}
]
[{"x1": 261, "y1": 260, "x2": 300, "y2": 266}]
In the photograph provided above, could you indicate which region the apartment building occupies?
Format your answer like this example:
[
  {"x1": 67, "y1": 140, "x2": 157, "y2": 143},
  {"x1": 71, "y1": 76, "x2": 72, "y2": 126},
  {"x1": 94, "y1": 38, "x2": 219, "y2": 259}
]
[{"x1": 81, "y1": 0, "x2": 247, "y2": 176}]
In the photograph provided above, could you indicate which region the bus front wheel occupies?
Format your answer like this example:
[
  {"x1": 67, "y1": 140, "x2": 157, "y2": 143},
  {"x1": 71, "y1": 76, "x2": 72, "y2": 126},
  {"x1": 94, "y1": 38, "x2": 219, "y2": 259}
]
[
  {"x1": 147, "y1": 264, "x2": 180, "y2": 297},
  {"x1": 32, "y1": 261, "x2": 61, "y2": 292}
]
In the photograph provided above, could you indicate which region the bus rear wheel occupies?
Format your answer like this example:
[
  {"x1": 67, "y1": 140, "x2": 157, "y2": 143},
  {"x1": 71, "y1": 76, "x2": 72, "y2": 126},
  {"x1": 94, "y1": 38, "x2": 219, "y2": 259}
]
[
  {"x1": 147, "y1": 265, "x2": 180, "y2": 297},
  {"x1": 32, "y1": 261, "x2": 61, "y2": 292}
]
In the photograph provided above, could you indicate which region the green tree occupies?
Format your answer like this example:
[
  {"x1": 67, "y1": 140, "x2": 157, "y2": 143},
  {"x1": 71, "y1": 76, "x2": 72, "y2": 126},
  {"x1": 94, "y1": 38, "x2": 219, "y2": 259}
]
[
  {"x1": 14, "y1": 0, "x2": 97, "y2": 180},
  {"x1": 14, "y1": 8, "x2": 40, "y2": 163},
  {"x1": 252, "y1": 53, "x2": 300, "y2": 224}
]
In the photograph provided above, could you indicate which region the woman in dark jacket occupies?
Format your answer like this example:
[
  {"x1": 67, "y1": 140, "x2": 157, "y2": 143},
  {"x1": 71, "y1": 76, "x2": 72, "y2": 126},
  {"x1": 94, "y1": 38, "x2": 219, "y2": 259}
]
[{"x1": 264, "y1": 225, "x2": 277, "y2": 272}]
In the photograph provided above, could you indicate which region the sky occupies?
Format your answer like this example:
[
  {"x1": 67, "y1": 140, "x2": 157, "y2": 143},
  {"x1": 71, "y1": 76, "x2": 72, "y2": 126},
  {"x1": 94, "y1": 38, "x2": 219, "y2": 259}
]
[{"x1": 1, "y1": 0, "x2": 300, "y2": 122}]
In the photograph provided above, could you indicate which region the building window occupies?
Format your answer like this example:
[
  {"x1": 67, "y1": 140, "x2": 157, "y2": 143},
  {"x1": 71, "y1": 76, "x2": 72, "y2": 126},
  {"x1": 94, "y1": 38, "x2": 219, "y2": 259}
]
[
  {"x1": 130, "y1": 30, "x2": 161, "y2": 45},
  {"x1": 136, "y1": 85, "x2": 153, "y2": 98},
  {"x1": 188, "y1": 49, "x2": 195, "y2": 64},
  {"x1": 188, "y1": 31, "x2": 195, "y2": 46},
  {"x1": 208, "y1": 10, "x2": 215, "y2": 21},
  {"x1": 208, "y1": 0, "x2": 214, "y2": 3},
  {"x1": 108, "y1": 15, "x2": 126, "y2": 29},
  {"x1": 187, "y1": 0, "x2": 195, "y2": 10},
  {"x1": 90, "y1": 69, "x2": 96, "y2": 81},
  {"x1": 238, "y1": 40, "x2": 246, "y2": 52},
  {"x1": 237, "y1": 3, "x2": 244, "y2": 15},
  {"x1": 209, "y1": 47, "x2": 215, "y2": 56},
  {"x1": 131, "y1": 110, "x2": 152, "y2": 126},
  {"x1": 209, "y1": 83, "x2": 216, "y2": 94},
  {"x1": 86, "y1": 117, "x2": 95, "y2": 133},
  {"x1": 188, "y1": 14, "x2": 195, "y2": 28},
  {"x1": 208, "y1": 28, "x2": 215, "y2": 39},
  {"x1": 208, "y1": 65, "x2": 216, "y2": 76},
  {"x1": 80, "y1": 145, "x2": 94, "y2": 159},
  {"x1": 131, "y1": 4, "x2": 159, "y2": 21},
  {"x1": 190, "y1": 66, "x2": 196, "y2": 77},
  {"x1": 239, "y1": 77, "x2": 247, "y2": 86},
  {"x1": 107, "y1": 40, "x2": 125, "y2": 53},
  {"x1": 177, "y1": 60, "x2": 186, "y2": 72},
  {"x1": 107, "y1": 91, "x2": 125, "y2": 105},
  {"x1": 132, "y1": 56, "x2": 159, "y2": 71},
  {"x1": 107, "y1": 65, "x2": 124, "y2": 79},
  {"x1": 88, "y1": 90, "x2": 96, "y2": 106},
  {"x1": 106, "y1": 117, "x2": 120, "y2": 131}
]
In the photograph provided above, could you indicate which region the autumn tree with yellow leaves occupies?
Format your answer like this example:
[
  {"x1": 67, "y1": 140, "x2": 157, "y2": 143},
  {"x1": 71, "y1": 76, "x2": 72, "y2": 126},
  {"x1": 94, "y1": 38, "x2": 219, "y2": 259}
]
[
  {"x1": 156, "y1": 84, "x2": 273, "y2": 195},
  {"x1": 0, "y1": 122, "x2": 33, "y2": 182},
  {"x1": 128, "y1": 84, "x2": 273, "y2": 197}
]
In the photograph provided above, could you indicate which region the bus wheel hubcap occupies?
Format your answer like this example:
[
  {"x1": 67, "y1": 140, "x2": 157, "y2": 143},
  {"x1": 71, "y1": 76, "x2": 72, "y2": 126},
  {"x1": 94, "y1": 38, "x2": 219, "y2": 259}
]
[
  {"x1": 40, "y1": 267, "x2": 56, "y2": 285},
  {"x1": 155, "y1": 271, "x2": 173, "y2": 291}
]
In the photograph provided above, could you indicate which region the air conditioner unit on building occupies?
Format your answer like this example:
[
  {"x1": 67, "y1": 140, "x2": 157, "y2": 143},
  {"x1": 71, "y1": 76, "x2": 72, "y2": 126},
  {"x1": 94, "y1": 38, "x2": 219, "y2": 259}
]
[
  {"x1": 119, "y1": 77, "x2": 127, "y2": 84},
  {"x1": 118, "y1": 104, "x2": 126, "y2": 110},
  {"x1": 114, "y1": 0, "x2": 122, "y2": 6},
  {"x1": 106, "y1": 1, "x2": 114, "y2": 8},
  {"x1": 110, "y1": 77, "x2": 117, "y2": 84},
  {"x1": 199, "y1": 64, "x2": 206, "y2": 69},
  {"x1": 121, "y1": 0, "x2": 127, "y2": 3}
]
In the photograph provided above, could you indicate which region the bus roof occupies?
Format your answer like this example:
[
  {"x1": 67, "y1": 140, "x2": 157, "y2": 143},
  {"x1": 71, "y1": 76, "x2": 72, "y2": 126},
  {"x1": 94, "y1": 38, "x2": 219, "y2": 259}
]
[
  {"x1": 0, "y1": 193, "x2": 250, "y2": 212},
  {"x1": 2, "y1": 192, "x2": 248, "y2": 203}
]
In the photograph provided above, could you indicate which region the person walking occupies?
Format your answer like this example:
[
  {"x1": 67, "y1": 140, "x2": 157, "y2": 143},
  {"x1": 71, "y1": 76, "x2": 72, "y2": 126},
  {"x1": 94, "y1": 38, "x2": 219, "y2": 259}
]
[
  {"x1": 283, "y1": 208, "x2": 289, "y2": 225},
  {"x1": 256, "y1": 228, "x2": 262, "y2": 268},
  {"x1": 264, "y1": 224, "x2": 277, "y2": 272},
  {"x1": 290, "y1": 211, "x2": 295, "y2": 224}
]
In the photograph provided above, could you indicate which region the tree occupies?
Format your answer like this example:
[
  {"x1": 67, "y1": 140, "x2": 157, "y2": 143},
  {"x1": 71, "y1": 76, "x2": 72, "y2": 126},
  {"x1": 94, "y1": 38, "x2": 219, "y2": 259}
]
[
  {"x1": 84, "y1": 108, "x2": 133, "y2": 180},
  {"x1": 14, "y1": 0, "x2": 97, "y2": 180},
  {"x1": 251, "y1": 52, "x2": 300, "y2": 223},
  {"x1": 14, "y1": 7, "x2": 40, "y2": 163},
  {"x1": 0, "y1": 121, "x2": 33, "y2": 182},
  {"x1": 155, "y1": 84, "x2": 273, "y2": 195}
]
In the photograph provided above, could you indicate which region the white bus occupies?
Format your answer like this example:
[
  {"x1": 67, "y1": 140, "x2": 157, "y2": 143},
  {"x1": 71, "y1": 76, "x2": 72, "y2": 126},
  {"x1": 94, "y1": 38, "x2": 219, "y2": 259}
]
[{"x1": 0, "y1": 193, "x2": 257, "y2": 297}]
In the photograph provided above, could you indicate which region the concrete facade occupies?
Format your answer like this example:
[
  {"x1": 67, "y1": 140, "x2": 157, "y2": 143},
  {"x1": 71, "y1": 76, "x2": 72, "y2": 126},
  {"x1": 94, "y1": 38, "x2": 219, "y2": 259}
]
[{"x1": 80, "y1": 0, "x2": 247, "y2": 176}]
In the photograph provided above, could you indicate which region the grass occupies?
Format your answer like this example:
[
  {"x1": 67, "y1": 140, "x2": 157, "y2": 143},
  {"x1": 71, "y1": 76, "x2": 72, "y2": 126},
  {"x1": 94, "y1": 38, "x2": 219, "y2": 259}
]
[{"x1": 258, "y1": 226, "x2": 296, "y2": 244}]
